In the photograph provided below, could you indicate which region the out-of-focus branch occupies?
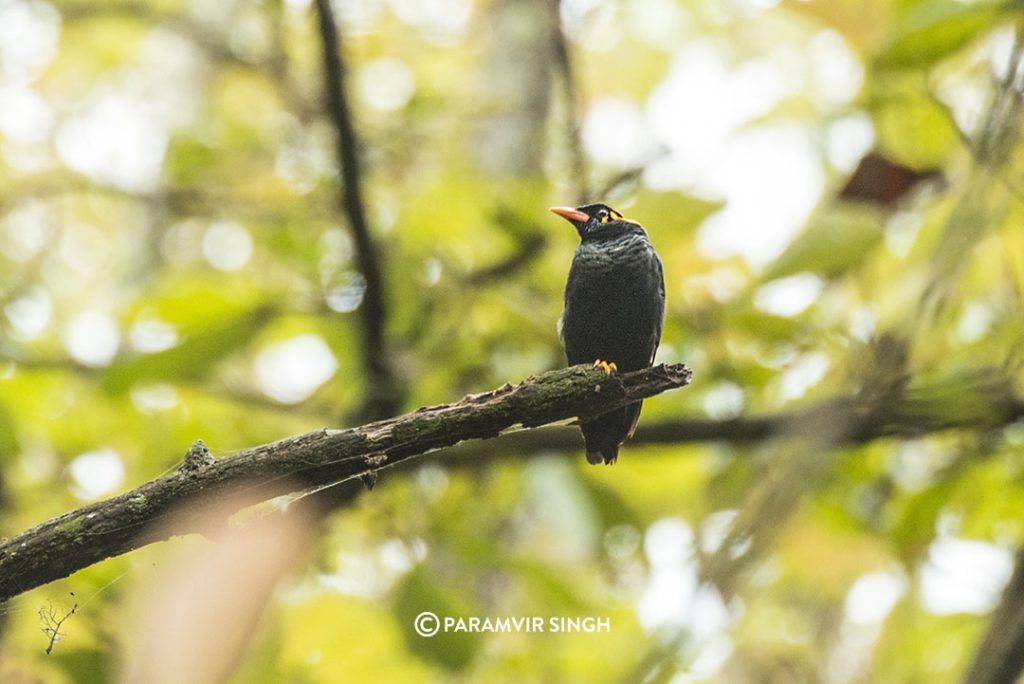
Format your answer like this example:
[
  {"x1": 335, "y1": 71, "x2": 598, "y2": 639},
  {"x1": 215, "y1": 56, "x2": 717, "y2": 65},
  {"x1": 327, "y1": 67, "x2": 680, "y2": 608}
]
[
  {"x1": 313, "y1": 0, "x2": 401, "y2": 420},
  {"x1": 441, "y1": 371, "x2": 1024, "y2": 464},
  {"x1": 475, "y1": 0, "x2": 554, "y2": 176},
  {"x1": 0, "y1": 363, "x2": 691, "y2": 602},
  {"x1": 551, "y1": 1, "x2": 588, "y2": 203},
  {"x1": 925, "y1": 19, "x2": 1024, "y2": 309},
  {"x1": 962, "y1": 548, "x2": 1024, "y2": 684},
  {"x1": 975, "y1": 20, "x2": 1024, "y2": 168},
  {"x1": 464, "y1": 232, "x2": 547, "y2": 285},
  {"x1": 59, "y1": 3, "x2": 237, "y2": 62},
  {"x1": 464, "y1": 208, "x2": 549, "y2": 284}
]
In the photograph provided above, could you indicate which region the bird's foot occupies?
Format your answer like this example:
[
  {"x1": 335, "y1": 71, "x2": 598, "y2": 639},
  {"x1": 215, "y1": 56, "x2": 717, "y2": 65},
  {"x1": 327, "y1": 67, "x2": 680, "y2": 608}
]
[{"x1": 592, "y1": 359, "x2": 618, "y2": 375}]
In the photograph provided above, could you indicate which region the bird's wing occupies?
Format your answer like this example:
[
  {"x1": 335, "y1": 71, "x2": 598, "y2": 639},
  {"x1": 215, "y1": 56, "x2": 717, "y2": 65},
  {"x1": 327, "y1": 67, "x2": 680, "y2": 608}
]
[
  {"x1": 649, "y1": 253, "x2": 666, "y2": 365},
  {"x1": 625, "y1": 401, "x2": 644, "y2": 439}
]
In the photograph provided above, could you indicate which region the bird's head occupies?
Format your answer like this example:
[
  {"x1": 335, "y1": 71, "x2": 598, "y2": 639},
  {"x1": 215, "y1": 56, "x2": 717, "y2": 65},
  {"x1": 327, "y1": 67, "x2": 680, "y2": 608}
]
[{"x1": 549, "y1": 203, "x2": 643, "y2": 241}]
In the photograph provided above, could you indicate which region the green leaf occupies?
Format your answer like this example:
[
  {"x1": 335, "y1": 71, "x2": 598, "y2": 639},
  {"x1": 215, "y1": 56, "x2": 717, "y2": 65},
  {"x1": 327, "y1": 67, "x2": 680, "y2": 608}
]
[
  {"x1": 50, "y1": 648, "x2": 112, "y2": 684},
  {"x1": 876, "y1": 0, "x2": 1015, "y2": 69},
  {"x1": 101, "y1": 306, "x2": 275, "y2": 394},
  {"x1": 888, "y1": 480, "x2": 954, "y2": 560},
  {"x1": 392, "y1": 567, "x2": 482, "y2": 671},
  {"x1": 629, "y1": 190, "x2": 725, "y2": 238},
  {"x1": 0, "y1": 401, "x2": 19, "y2": 462},
  {"x1": 165, "y1": 137, "x2": 219, "y2": 185},
  {"x1": 871, "y1": 90, "x2": 960, "y2": 168},
  {"x1": 764, "y1": 204, "x2": 887, "y2": 280}
]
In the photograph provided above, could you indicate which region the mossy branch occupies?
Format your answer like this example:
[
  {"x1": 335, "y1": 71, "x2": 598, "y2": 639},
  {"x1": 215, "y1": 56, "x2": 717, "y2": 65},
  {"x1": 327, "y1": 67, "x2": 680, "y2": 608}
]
[{"x1": 0, "y1": 363, "x2": 691, "y2": 602}]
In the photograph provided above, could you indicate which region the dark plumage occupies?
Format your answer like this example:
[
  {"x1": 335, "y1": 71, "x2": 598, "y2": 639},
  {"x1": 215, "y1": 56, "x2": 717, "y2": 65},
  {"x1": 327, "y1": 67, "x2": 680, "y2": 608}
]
[{"x1": 550, "y1": 203, "x2": 665, "y2": 465}]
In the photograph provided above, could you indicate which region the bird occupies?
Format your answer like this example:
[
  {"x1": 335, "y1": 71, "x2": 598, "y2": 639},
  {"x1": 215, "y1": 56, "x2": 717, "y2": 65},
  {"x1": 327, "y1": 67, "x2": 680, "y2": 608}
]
[{"x1": 550, "y1": 202, "x2": 665, "y2": 465}]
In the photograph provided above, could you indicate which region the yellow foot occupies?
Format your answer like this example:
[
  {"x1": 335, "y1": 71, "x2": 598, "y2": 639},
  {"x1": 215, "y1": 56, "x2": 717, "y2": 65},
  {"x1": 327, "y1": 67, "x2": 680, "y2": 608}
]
[{"x1": 592, "y1": 359, "x2": 618, "y2": 375}]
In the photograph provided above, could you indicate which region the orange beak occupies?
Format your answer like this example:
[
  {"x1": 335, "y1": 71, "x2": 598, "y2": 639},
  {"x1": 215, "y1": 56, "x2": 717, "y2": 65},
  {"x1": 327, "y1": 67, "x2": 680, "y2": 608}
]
[{"x1": 549, "y1": 206, "x2": 589, "y2": 223}]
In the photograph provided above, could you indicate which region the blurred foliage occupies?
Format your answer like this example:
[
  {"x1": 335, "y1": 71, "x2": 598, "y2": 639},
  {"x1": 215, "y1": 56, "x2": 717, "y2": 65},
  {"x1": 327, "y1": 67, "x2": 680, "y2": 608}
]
[{"x1": 1, "y1": 0, "x2": 1024, "y2": 682}]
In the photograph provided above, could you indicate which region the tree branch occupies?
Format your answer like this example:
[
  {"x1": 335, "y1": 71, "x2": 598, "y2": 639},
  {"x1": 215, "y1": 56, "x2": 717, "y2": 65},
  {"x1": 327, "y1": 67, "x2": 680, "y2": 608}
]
[
  {"x1": 0, "y1": 363, "x2": 691, "y2": 602},
  {"x1": 551, "y1": 1, "x2": 588, "y2": 203},
  {"x1": 463, "y1": 208, "x2": 548, "y2": 285},
  {"x1": 463, "y1": 232, "x2": 546, "y2": 285},
  {"x1": 313, "y1": 0, "x2": 401, "y2": 419},
  {"x1": 440, "y1": 369, "x2": 1024, "y2": 463},
  {"x1": 962, "y1": 548, "x2": 1024, "y2": 684}
]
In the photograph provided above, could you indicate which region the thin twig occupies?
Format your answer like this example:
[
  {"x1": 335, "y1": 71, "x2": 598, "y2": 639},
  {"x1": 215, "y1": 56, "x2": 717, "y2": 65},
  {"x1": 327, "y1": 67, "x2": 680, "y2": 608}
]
[{"x1": 39, "y1": 598, "x2": 77, "y2": 655}]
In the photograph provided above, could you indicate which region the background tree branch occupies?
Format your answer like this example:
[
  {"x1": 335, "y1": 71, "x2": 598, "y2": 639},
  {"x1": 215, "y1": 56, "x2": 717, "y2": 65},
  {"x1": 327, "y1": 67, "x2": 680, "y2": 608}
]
[
  {"x1": 551, "y1": 0, "x2": 588, "y2": 203},
  {"x1": 0, "y1": 363, "x2": 691, "y2": 603},
  {"x1": 439, "y1": 366, "x2": 1024, "y2": 462},
  {"x1": 962, "y1": 547, "x2": 1024, "y2": 684},
  {"x1": 313, "y1": 0, "x2": 402, "y2": 420}
]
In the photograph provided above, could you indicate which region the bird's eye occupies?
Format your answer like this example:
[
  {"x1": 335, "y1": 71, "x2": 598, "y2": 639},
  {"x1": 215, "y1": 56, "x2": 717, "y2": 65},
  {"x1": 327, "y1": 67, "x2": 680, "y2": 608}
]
[{"x1": 598, "y1": 209, "x2": 609, "y2": 224}]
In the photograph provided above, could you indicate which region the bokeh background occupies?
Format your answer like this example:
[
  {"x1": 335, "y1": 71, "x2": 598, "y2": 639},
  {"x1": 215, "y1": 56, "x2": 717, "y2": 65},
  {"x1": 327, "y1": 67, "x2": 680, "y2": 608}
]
[{"x1": 2, "y1": 0, "x2": 1024, "y2": 681}]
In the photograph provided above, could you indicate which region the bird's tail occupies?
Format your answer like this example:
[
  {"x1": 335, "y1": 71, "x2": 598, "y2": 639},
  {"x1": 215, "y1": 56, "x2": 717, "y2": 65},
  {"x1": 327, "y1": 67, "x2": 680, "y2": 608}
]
[
  {"x1": 584, "y1": 444, "x2": 616, "y2": 466},
  {"x1": 581, "y1": 401, "x2": 643, "y2": 465}
]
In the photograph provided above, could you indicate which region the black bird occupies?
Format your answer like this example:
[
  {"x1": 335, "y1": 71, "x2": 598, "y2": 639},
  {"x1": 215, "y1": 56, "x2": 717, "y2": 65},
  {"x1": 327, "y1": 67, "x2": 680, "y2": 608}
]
[{"x1": 551, "y1": 203, "x2": 665, "y2": 465}]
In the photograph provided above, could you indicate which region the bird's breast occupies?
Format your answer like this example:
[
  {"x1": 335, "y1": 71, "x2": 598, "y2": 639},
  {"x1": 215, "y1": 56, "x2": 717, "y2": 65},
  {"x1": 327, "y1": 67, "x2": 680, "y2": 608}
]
[{"x1": 562, "y1": 234, "x2": 663, "y2": 369}]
